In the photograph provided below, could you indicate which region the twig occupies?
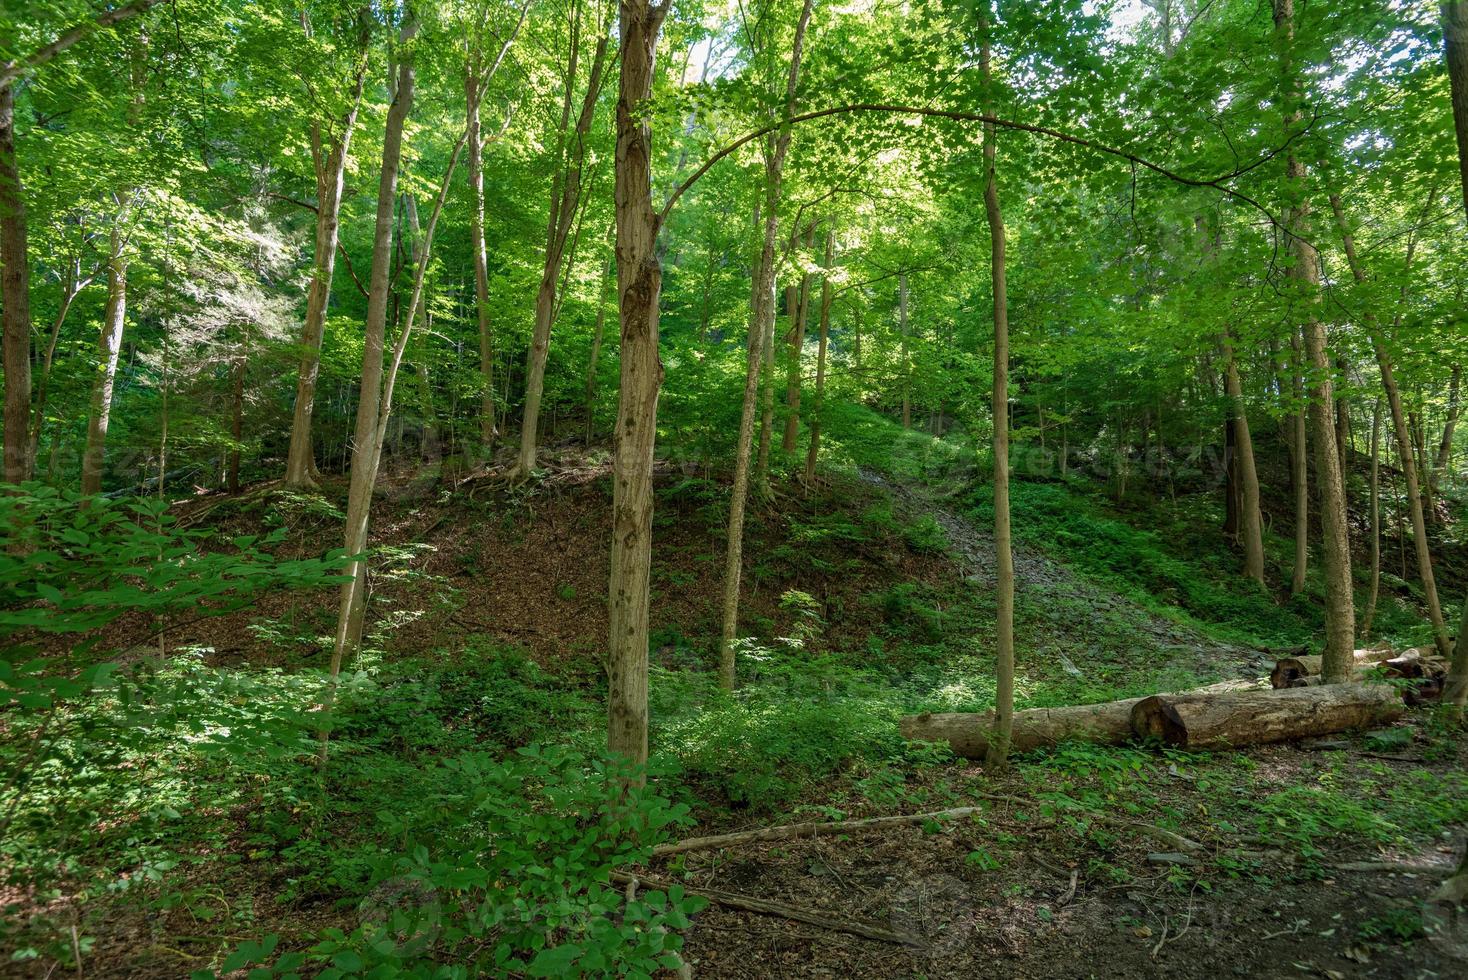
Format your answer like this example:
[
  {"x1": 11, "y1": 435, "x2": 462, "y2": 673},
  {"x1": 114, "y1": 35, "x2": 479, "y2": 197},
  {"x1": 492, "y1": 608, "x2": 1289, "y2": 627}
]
[
  {"x1": 652, "y1": 805, "x2": 988, "y2": 857},
  {"x1": 611, "y1": 872, "x2": 922, "y2": 947}
]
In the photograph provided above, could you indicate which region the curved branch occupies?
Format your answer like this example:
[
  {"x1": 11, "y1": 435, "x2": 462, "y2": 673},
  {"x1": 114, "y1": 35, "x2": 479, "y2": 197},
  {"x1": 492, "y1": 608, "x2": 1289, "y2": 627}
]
[
  {"x1": 0, "y1": 0, "x2": 166, "y2": 91},
  {"x1": 659, "y1": 102, "x2": 1295, "y2": 229}
]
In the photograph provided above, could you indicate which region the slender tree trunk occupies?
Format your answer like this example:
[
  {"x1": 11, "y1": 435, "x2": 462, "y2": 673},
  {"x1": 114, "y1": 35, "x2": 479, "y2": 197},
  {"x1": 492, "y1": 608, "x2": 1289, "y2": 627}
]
[
  {"x1": 28, "y1": 264, "x2": 85, "y2": 470},
  {"x1": 899, "y1": 272, "x2": 911, "y2": 429},
  {"x1": 1276, "y1": 0, "x2": 1354, "y2": 682},
  {"x1": 1444, "y1": 2, "x2": 1468, "y2": 221},
  {"x1": 284, "y1": 30, "x2": 370, "y2": 488},
  {"x1": 981, "y1": 22, "x2": 1016, "y2": 771},
  {"x1": 755, "y1": 275, "x2": 778, "y2": 493},
  {"x1": 718, "y1": 0, "x2": 814, "y2": 691},
  {"x1": 1431, "y1": 361, "x2": 1460, "y2": 512},
  {"x1": 157, "y1": 322, "x2": 167, "y2": 498},
  {"x1": 81, "y1": 228, "x2": 128, "y2": 495},
  {"x1": 1328, "y1": 193, "x2": 1452, "y2": 658},
  {"x1": 0, "y1": 82, "x2": 30, "y2": 484},
  {"x1": 229, "y1": 352, "x2": 244, "y2": 493},
  {"x1": 1287, "y1": 328, "x2": 1309, "y2": 595},
  {"x1": 607, "y1": 0, "x2": 670, "y2": 769},
  {"x1": 1335, "y1": 355, "x2": 1352, "y2": 476},
  {"x1": 328, "y1": 16, "x2": 418, "y2": 691},
  {"x1": 514, "y1": 30, "x2": 609, "y2": 478},
  {"x1": 1222, "y1": 327, "x2": 1266, "y2": 585},
  {"x1": 1447, "y1": 583, "x2": 1468, "y2": 709},
  {"x1": 584, "y1": 251, "x2": 613, "y2": 441},
  {"x1": 782, "y1": 222, "x2": 813, "y2": 452},
  {"x1": 1362, "y1": 397, "x2": 1382, "y2": 638},
  {"x1": 804, "y1": 228, "x2": 834, "y2": 485},
  {"x1": 466, "y1": 70, "x2": 497, "y2": 453}
]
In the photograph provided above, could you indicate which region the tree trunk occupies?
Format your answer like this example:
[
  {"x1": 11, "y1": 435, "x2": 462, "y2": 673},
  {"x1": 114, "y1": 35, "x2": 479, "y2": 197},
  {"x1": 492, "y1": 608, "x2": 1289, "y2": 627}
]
[
  {"x1": 514, "y1": 28, "x2": 609, "y2": 478},
  {"x1": 1362, "y1": 397, "x2": 1382, "y2": 638},
  {"x1": 1328, "y1": 194, "x2": 1452, "y2": 658},
  {"x1": 1444, "y1": 2, "x2": 1468, "y2": 220},
  {"x1": 584, "y1": 251, "x2": 612, "y2": 441},
  {"x1": 466, "y1": 69, "x2": 497, "y2": 453},
  {"x1": 1269, "y1": 646, "x2": 1396, "y2": 688},
  {"x1": 1433, "y1": 363, "x2": 1460, "y2": 499},
  {"x1": 1447, "y1": 584, "x2": 1468, "y2": 709},
  {"x1": 899, "y1": 272, "x2": 911, "y2": 429},
  {"x1": 1276, "y1": 0, "x2": 1354, "y2": 682},
  {"x1": 606, "y1": 0, "x2": 670, "y2": 771},
  {"x1": 803, "y1": 228, "x2": 834, "y2": 485},
  {"x1": 328, "y1": 15, "x2": 418, "y2": 687},
  {"x1": 900, "y1": 699, "x2": 1144, "y2": 758},
  {"x1": 27, "y1": 262, "x2": 86, "y2": 471},
  {"x1": 782, "y1": 222, "x2": 813, "y2": 452},
  {"x1": 1288, "y1": 328, "x2": 1309, "y2": 596},
  {"x1": 81, "y1": 228, "x2": 128, "y2": 496},
  {"x1": 284, "y1": 28, "x2": 370, "y2": 489},
  {"x1": 0, "y1": 82, "x2": 31, "y2": 484},
  {"x1": 1222, "y1": 332, "x2": 1265, "y2": 585},
  {"x1": 1131, "y1": 685, "x2": 1403, "y2": 750},
  {"x1": 229, "y1": 352, "x2": 244, "y2": 493},
  {"x1": 980, "y1": 22, "x2": 1015, "y2": 770},
  {"x1": 717, "y1": 0, "x2": 814, "y2": 691}
]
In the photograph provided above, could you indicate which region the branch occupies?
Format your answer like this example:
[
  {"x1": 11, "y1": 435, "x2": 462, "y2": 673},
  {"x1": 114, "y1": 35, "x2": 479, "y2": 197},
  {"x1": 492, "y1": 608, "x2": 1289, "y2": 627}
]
[
  {"x1": 0, "y1": 0, "x2": 166, "y2": 91},
  {"x1": 660, "y1": 102, "x2": 1296, "y2": 230}
]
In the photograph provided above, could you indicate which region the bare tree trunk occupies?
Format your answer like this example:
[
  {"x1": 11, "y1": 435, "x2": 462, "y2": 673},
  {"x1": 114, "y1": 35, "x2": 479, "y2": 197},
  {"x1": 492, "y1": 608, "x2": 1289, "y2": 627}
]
[
  {"x1": 1433, "y1": 363, "x2": 1461, "y2": 498},
  {"x1": 899, "y1": 272, "x2": 911, "y2": 429},
  {"x1": 1444, "y1": 2, "x2": 1468, "y2": 221},
  {"x1": 584, "y1": 251, "x2": 612, "y2": 441},
  {"x1": 466, "y1": 70, "x2": 497, "y2": 454},
  {"x1": 28, "y1": 260, "x2": 87, "y2": 470},
  {"x1": 225, "y1": 351, "x2": 243, "y2": 492},
  {"x1": 81, "y1": 227, "x2": 128, "y2": 495},
  {"x1": 284, "y1": 22, "x2": 370, "y2": 488},
  {"x1": 1448, "y1": 584, "x2": 1468, "y2": 709},
  {"x1": 782, "y1": 222, "x2": 813, "y2": 452},
  {"x1": 1335, "y1": 355, "x2": 1352, "y2": 476},
  {"x1": 1362, "y1": 396, "x2": 1382, "y2": 638},
  {"x1": 754, "y1": 275, "x2": 779, "y2": 494},
  {"x1": 718, "y1": 0, "x2": 814, "y2": 691},
  {"x1": 607, "y1": 0, "x2": 670, "y2": 770},
  {"x1": 980, "y1": 21, "x2": 1015, "y2": 771},
  {"x1": 514, "y1": 26, "x2": 610, "y2": 478},
  {"x1": 328, "y1": 15, "x2": 419, "y2": 691},
  {"x1": 804, "y1": 228, "x2": 834, "y2": 485},
  {"x1": 1222, "y1": 326, "x2": 1266, "y2": 585},
  {"x1": 0, "y1": 82, "x2": 30, "y2": 484},
  {"x1": 1328, "y1": 193, "x2": 1452, "y2": 658},
  {"x1": 1288, "y1": 329, "x2": 1309, "y2": 596},
  {"x1": 1276, "y1": 0, "x2": 1354, "y2": 683}
]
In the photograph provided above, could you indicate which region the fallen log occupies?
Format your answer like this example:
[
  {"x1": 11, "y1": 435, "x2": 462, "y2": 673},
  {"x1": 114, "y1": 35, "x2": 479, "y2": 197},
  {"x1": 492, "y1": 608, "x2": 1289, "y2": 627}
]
[
  {"x1": 898, "y1": 698, "x2": 1143, "y2": 758},
  {"x1": 1286, "y1": 655, "x2": 1447, "y2": 704},
  {"x1": 1270, "y1": 648, "x2": 1398, "y2": 688},
  {"x1": 1130, "y1": 684, "x2": 1404, "y2": 750}
]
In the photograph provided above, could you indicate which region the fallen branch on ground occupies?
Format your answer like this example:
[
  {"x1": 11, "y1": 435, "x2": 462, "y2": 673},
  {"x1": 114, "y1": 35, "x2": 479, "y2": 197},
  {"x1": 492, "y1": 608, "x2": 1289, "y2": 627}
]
[{"x1": 610, "y1": 872, "x2": 922, "y2": 946}]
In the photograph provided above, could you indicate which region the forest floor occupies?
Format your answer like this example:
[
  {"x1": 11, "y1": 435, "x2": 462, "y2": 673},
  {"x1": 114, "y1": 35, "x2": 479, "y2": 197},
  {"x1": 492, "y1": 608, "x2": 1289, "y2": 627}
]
[{"x1": 4, "y1": 445, "x2": 1466, "y2": 978}]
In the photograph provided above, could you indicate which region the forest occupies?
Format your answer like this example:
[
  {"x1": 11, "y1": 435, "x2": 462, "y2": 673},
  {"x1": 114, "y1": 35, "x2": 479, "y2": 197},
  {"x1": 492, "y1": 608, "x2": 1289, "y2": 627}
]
[{"x1": 1, "y1": 0, "x2": 1467, "y2": 976}]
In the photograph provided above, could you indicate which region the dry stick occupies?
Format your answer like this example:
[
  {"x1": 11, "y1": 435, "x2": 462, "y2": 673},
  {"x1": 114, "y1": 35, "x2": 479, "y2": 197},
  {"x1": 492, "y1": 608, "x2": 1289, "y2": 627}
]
[
  {"x1": 610, "y1": 872, "x2": 921, "y2": 947},
  {"x1": 652, "y1": 795, "x2": 1202, "y2": 858}
]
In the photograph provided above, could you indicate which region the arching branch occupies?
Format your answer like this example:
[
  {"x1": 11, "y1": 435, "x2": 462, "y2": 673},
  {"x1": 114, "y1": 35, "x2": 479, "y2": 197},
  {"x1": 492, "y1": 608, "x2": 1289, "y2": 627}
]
[
  {"x1": 0, "y1": 0, "x2": 167, "y2": 91},
  {"x1": 659, "y1": 102, "x2": 1306, "y2": 230}
]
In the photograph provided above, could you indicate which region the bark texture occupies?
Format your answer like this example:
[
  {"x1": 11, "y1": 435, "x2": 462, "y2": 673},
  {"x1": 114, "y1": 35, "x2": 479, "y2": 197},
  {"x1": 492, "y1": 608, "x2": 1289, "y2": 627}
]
[
  {"x1": 717, "y1": 0, "x2": 814, "y2": 691},
  {"x1": 1444, "y1": 2, "x2": 1468, "y2": 219},
  {"x1": 901, "y1": 699, "x2": 1143, "y2": 759},
  {"x1": 1328, "y1": 194, "x2": 1451, "y2": 657},
  {"x1": 1275, "y1": 0, "x2": 1354, "y2": 681},
  {"x1": 606, "y1": 0, "x2": 670, "y2": 769},
  {"x1": 1130, "y1": 685, "x2": 1403, "y2": 750},
  {"x1": 284, "y1": 17, "x2": 371, "y2": 488},
  {"x1": 0, "y1": 82, "x2": 30, "y2": 484},
  {"x1": 980, "y1": 21, "x2": 1015, "y2": 770}
]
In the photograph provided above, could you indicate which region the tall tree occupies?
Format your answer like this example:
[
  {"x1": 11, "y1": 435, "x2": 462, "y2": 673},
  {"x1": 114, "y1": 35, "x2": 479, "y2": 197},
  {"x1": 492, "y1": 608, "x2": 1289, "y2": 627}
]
[
  {"x1": 717, "y1": 0, "x2": 815, "y2": 692},
  {"x1": 606, "y1": 0, "x2": 670, "y2": 769},
  {"x1": 979, "y1": 10, "x2": 1015, "y2": 772},
  {"x1": 283, "y1": 7, "x2": 373, "y2": 489},
  {"x1": 1274, "y1": 0, "x2": 1354, "y2": 682}
]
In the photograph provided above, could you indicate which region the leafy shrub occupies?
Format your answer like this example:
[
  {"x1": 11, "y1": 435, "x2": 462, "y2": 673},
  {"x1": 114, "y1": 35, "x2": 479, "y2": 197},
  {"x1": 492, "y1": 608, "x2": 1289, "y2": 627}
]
[{"x1": 217, "y1": 747, "x2": 703, "y2": 978}]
